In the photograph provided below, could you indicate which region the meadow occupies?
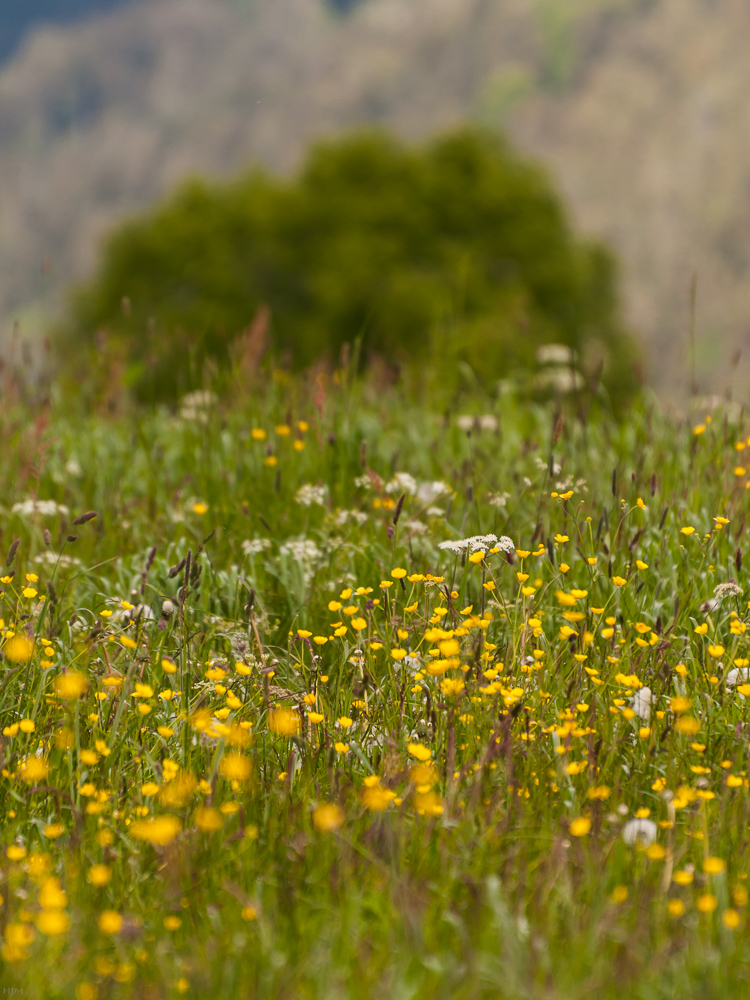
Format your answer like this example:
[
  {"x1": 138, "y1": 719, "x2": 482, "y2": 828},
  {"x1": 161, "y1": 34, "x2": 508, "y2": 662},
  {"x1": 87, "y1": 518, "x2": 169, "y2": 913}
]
[{"x1": 1, "y1": 368, "x2": 750, "y2": 999}]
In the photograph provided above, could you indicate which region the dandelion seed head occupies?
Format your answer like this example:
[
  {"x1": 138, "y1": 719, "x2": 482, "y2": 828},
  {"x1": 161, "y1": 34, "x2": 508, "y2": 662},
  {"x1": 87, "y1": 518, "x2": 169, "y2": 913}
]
[{"x1": 622, "y1": 818, "x2": 657, "y2": 846}]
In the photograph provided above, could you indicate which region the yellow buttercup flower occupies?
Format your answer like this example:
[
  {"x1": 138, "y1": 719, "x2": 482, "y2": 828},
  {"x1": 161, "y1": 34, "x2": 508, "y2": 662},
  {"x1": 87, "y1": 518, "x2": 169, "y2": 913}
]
[
  {"x1": 4, "y1": 636, "x2": 34, "y2": 663},
  {"x1": 696, "y1": 894, "x2": 717, "y2": 914},
  {"x1": 98, "y1": 910, "x2": 123, "y2": 935},
  {"x1": 88, "y1": 865, "x2": 111, "y2": 887},
  {"x1": 313, "y1": 803, "x2": 344, "y2": 831},
  {"x1": 130, "y1": 816, "x2": 181, "y2": 846},
  {"x1": 219, "y1": 754, "x2": 253, "y2": 783},
  {"x1": 54, "y1": 672, "x2": 89, "y2": 700},
  {"x1": 268, "y1": 707, "x2": 301, "y2": 737},
  {"x1": 36, "y1": 911, "x2": 70, "y2": 936},
  {"x1": 569, "y1": 816, "x2": 591, "y2": 837},
  {"x1": 703, "y1": 857, "x2": 725, "y2": 875},
  {"x1": 194, "y1": 808, "x2": 223, "y2": 832}
]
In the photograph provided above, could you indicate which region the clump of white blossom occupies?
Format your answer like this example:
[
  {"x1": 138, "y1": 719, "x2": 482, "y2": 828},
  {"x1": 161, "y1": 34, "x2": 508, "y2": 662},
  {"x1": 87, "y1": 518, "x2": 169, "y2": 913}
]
[
  {"x1": 279, "y1": 538, "x2": 322, "y2": 564},
  {"x1": 416, "y1": 481, "x2": 450, "y2": 504},
  {"x1": 385, "y1": 472, "x2": 418, "y2": 496},
  {"x1": 487, "y1": 492, "x2": 510, "y2": 508},
  {"x1": 295, "y1": 484, "x2": 327, "y2": 507},
  {"x1": 439, "y1": 534, "x2": 514, "y2": 554},
  {"x1": 12, "y1": 499, "x2": 69, "y2": 518},
  {"x1": 179, "y1": 390, "x2": 217, "y2": 422},
  {"x1": 555, "y1": 476, "x2": 588, "y2": 493},
  {"x1": 333, "y1": 510, "x2": 368, "y2": 527},
  {"x1": 456, "y1": 415, "x2": 499, "y2": 432},
  {"x1": 33, "y1": 552, "x2": 80, "y2": 568},
  {"x1": 534, "y1": 456, "x2": 562, "y2": 475},
  {"x1": 714, "y1": 581, "x2": 743, "y2": 600},
  {"x1": 242, "y1": 538, "x2": 272, "y2": 557}
]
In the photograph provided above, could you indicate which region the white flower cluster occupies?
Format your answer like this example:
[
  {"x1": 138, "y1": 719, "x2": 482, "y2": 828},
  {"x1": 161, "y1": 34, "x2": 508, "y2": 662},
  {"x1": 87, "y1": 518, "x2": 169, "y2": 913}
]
[
  {"x1": 726, "y1": 667, "x2": 750, "y2": 687},
  {"x1": 33, "y1": 552, "x2": 80, "y2": 568},
  {"x1": 12, "y1": 500, "x2": 69, "y2": 518},
  {"x1": 279, "y1": 538, "x2": 322, "y2": 564},
  {"x1": 534, "y1": 369, "x2": 585, "y2": 393},
  {"x1": 355, "y1": 473, "x2": 450, "y2": 509},
  {"x1": 121, "y1": 603, "x2": 155, "y2": 623},
  {"x1": 294, "y1": 484, "x2": 327, "y2": 507},
  {"x1": 555, "y1": 476, "x2": 588, "y2": 493},
  {"x1": 385, "y1": 472, "x2": 417, "y2": 496},
  {"x1": 456, "y1": 415, "x2": 499, "y2": 432},
  {"x1": 416, "y1": 481, "x2": 450, "y2": 504},
  {"x1": 51, "y1": 457, "x2": 83, "y2": 485},
  {"x1": 534, "y1": 456, "x2": 562, "y2": 475},
  {"x1": 179, "y1": 390, "x2": 217, "y2": 422},
  {"x1": 242, "y1": 538, "x2": 272, "y2": 556},
  {"x1": 537, "y1": 344, "x2": 575, "y2": 366},
  {"x1": 438, "y1": 533, "x2": 514, "y2": 554},
  {"x1": 487, "y1": 492, "x2": 510, "y2": 508},
  {"x1": 333, "y1": 509, "x2": 368, "y2": 527},
  {"x1": 534, "y1": 345, "x2": 584, "y2": 393},
  {"x1": 714, "y1": 581, "x2": 743, "y2": 600}
]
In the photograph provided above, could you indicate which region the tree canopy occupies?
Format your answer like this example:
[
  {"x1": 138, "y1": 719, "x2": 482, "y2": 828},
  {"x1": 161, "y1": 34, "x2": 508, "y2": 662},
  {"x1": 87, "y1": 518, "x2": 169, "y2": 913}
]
[{"x1": 63, "y1": 128, "x2": 639, "y2": 403}]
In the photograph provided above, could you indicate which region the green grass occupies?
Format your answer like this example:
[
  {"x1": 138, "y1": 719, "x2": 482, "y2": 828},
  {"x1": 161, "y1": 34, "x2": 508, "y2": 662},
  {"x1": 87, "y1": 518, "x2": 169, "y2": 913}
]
[{"x1": 1, "y1": 371, "x2": 749, "y2": 999}]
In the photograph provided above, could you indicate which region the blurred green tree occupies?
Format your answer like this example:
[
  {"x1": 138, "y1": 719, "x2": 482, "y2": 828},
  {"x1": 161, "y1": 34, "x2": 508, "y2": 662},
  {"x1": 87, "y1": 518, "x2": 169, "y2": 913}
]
[{"x1": 61, "y1": 128, "x2": 639, "y2": 404}]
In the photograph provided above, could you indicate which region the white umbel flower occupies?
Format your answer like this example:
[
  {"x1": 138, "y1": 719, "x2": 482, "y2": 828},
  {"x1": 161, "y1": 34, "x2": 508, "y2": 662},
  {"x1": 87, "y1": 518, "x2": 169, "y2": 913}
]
[
  {"x1": 385, "y1": 472, "x2": 418, "y2": 496},
  {"x1": 416, "y1": 481, "x2": 450, "y2": 504},
  {"x1": 439, "y1": 534, "x2": 514, "y2": 555},
  {"x1": 279, "y1": 538, "x2": 321, "y2": 563},
  {"x1": 294, "y1": 484, "x2": 327, "y2": 507},
  {"x1": 714, "y1": 581, "x2": 742, "y2": 600},
  {"x1": 333, "y1": 510, "x2": 367, "y2": 527},
  {"x1": 12, "y1": 499, "x2": 69, "y2": 518},
  {"x1": 242, "y1": 538, "x2": 272, "y2": 556}
]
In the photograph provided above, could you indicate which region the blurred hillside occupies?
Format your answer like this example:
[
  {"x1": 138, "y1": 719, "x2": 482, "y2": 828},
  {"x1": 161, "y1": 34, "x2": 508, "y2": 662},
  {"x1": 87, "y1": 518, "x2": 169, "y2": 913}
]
[
  {"x1": 0, "y1": 0, "x2": 136, "y2": 63},
  {"x1": 1, "y1": 0, "x2": 749, "y2": 398}
]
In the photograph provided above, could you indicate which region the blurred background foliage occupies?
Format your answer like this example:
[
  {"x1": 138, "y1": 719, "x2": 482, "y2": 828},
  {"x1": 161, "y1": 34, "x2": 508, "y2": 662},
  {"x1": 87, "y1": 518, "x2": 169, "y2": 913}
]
[
  {"x1": 3, "y1": 0, "x2": 750, "y2": 402},
  {"x1": 61, "y1": 129, "x2": 638, "y2": 407},
  {"x1": 0, "y1": 0, "x2": 132, "y2": 63}
]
